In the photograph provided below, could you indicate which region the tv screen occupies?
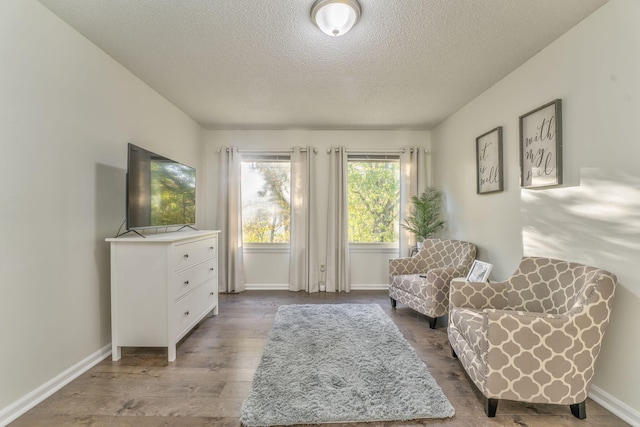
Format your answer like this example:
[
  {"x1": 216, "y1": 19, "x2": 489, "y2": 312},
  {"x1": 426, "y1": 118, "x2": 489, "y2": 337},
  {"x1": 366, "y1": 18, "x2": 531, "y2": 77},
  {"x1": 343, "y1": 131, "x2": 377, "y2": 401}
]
[{"x1": 127, "y1": 143, "x2": 196, "y2": 230}]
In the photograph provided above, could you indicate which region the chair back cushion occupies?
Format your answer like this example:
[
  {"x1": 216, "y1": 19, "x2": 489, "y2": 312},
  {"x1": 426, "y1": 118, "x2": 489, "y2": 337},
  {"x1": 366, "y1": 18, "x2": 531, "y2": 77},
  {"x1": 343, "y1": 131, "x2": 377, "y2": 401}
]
[
  {"x1": 507, "y1": 257, "x2": 617, "y2": 314},
  {"x1": 416, "y1": 238, "x2": 476, "y2": 272}
]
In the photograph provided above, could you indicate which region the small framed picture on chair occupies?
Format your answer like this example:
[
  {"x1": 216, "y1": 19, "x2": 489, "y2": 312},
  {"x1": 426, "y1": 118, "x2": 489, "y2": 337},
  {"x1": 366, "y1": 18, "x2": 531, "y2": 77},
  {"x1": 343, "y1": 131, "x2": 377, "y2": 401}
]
[{"x1": 466, "y1": 260, "x2": 493, "y2": 282}]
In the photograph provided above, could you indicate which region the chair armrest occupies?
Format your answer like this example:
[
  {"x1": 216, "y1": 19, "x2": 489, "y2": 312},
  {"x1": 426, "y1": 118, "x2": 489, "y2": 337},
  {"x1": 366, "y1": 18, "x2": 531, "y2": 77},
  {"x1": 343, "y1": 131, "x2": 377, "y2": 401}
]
[
  {"x1": 449, "y1": 280, "x2": 509, "y2": 311},
  {"x1": 389, "y1": 257, "x2": 423, "y2": 275},
  {"x1": 427, "y1": 266, "x2": 466, "y2": 279},
  {"x1": 483, "y1": 309, "x2": 579, "y2": 401},
  {"x1": 420, "y1": 267, "x2": 465, "y2": 296}
]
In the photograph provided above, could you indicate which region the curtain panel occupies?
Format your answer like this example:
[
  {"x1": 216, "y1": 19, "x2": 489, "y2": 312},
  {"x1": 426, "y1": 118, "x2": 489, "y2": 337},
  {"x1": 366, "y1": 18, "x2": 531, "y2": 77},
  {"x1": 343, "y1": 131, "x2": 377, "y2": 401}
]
[
  {"x1": 325, "y1": 147, "x2": 350, "y2": 293},
  {"x1": 216, "y1": 147, "x2": 246, "y2": 293},
  {"x1": 289, "y1": 147, "x2": 319, "y2": 292},
  {"x1": 400, "y1": 147, "x2": 429, "y2": 257}
]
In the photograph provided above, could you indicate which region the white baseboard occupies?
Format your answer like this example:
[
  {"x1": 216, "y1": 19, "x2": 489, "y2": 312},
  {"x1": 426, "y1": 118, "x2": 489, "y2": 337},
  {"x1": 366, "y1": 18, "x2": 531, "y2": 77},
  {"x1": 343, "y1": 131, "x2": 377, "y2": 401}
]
[
  {"x1": 590, "y1": 385, "x2": 640, "y2": 426},
  {"x1": 244, "y1": 284, "x2": 289, "y2": 291},
  {"x1": 350, "y1": 284, "x2": 389, "y2": 291},
  {"x1": 244, "y1": 284, "x2": 390, "y2": 291},
  {"x1": 0, "y1": 344, "x2": 111, "y2": 427}
]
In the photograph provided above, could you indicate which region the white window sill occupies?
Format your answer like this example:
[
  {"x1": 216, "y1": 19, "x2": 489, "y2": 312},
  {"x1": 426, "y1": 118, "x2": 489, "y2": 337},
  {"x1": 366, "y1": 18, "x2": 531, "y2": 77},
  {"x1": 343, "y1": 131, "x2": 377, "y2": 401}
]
[
  {"x1": 349, "y1": 243, "x2": 399, "y2": 254},
  {"x1": 243, "y1": 243, "x2": 290, "y2": 254}
]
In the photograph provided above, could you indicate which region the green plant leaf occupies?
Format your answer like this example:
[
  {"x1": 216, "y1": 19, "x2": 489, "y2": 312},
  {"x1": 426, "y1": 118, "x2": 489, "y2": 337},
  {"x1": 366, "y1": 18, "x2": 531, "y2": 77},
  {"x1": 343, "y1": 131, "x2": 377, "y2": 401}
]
[{"x1": 401, "y1": 187, "x2": 445, "y2": 240}]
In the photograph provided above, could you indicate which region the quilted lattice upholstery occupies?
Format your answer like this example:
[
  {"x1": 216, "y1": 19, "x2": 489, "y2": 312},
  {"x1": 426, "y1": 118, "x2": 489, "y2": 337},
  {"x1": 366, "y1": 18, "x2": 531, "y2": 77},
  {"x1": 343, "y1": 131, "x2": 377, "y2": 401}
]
[
  {"x1": 448, "y1": 256, "x2": 617, "y2": 418},
  {"x1": 389, "y1": 239, "x2": 476, "y2": 327}
]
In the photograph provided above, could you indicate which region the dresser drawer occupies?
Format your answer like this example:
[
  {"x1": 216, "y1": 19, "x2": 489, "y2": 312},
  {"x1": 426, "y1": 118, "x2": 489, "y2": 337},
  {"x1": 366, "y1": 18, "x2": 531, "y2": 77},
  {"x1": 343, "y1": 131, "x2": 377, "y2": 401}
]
[
  {"x1": 173, "y1": 283, "x2": 209, "y2": 339},
  {"x1": 172, "y1": 236, "x2": 217, "y2": 271},
  {"x1": 172, "y1": 258, "x2": 217, "y2": 300}
]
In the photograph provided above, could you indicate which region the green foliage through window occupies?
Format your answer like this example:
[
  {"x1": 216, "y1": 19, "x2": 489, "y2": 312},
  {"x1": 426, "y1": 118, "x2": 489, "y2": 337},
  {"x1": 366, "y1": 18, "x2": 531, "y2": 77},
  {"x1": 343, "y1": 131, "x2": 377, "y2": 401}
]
[
  {"x1": 347, "y1": 159, "x2": 400, "y2": 243},
  {"x1": 241, "y1": 160, "x2": 291, "y2": 243}
]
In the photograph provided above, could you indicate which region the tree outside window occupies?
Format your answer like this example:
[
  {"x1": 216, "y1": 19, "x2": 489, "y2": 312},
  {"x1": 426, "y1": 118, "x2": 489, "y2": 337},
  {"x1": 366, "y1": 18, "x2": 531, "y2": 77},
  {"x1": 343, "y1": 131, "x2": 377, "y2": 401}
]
[
  {"x1": 241, "y1": 159, "x2": 291, "y2": 243},
  {"x1": 347, "y1": 158, "x2": 400, "y2": 243}
]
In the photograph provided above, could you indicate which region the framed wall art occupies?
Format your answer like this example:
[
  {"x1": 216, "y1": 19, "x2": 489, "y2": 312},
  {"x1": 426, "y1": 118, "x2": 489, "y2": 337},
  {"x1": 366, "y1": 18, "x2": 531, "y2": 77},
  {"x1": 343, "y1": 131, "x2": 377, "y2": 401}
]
[
  {"x1": 476, "y1": 126, "x2": 503, "y2": 194},
  {"x1": 519, "y1": 99, "x2": 563, "y2": 188}
]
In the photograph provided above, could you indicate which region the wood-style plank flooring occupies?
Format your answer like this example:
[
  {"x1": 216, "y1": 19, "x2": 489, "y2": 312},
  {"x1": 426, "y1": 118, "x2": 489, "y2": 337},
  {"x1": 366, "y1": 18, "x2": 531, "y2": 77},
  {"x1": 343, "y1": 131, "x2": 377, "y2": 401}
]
[{"x1": 12, "y1": 291, "x2": 630, "y2": 426}]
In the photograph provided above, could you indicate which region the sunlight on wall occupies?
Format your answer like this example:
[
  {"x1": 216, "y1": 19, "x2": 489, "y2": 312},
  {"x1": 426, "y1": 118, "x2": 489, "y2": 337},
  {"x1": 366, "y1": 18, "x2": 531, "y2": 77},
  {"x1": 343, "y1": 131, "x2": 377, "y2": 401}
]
[{"x1": 522, "y1": 167, "x2": 640, "y2": 297}]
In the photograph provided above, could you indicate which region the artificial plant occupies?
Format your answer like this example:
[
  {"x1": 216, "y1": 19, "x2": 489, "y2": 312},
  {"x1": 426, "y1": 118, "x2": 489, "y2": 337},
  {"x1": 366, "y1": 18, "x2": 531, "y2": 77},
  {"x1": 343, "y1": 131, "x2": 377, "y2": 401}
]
[{"x1": 401, "y1": 187, "x2": 445, "y2": 243}]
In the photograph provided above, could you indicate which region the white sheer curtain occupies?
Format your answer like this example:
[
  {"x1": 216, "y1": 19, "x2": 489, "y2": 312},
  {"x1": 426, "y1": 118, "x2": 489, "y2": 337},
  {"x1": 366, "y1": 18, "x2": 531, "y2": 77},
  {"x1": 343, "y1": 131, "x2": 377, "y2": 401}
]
[
  {"x1": 399, "y1": 147, "x2": 429, "y2": 257},
  {"x1": 217, "y1": 147, "x2": 246, "y2": 293},
  {"x1": 325, "y1": 147, "x2": 350, "y2": 293},
  {"x1": 289, "y1": 147, "x2": 319, "y2": 292}
]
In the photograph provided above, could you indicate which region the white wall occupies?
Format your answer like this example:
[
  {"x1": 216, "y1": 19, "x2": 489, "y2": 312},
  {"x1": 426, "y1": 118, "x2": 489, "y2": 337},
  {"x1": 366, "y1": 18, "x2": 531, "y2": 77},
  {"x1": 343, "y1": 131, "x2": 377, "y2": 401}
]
[
  {"x1": 0, "y1": 0, "x2": 204, "y2": 417},
  {"x1": 203, "y1": 130, "x2": 430, "y2": 288},
  {"x1": 432, "y1": 0, "x2": 640, "y2": 420}
]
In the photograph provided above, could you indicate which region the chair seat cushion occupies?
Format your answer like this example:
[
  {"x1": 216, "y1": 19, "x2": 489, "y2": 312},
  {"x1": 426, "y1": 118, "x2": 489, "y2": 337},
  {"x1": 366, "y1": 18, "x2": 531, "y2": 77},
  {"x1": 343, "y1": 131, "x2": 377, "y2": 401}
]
[
  {"x1": 390, "y1": 274, "x2": 427, "y2": 299},
  {"x1": 450, "y1": 307, "x2": 485, "y2": 359}
]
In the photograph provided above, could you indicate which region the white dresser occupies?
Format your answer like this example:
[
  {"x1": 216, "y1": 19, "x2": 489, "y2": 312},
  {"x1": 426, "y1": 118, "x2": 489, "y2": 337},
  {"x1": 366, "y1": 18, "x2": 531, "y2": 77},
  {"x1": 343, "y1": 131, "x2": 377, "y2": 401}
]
[{"x1": 106, "y1": 230, "x2": 220, "y2": 361}]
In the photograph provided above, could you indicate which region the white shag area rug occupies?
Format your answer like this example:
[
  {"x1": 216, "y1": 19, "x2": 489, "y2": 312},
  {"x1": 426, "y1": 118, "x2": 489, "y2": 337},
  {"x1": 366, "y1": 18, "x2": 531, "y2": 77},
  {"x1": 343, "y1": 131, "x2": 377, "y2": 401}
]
[{"x1": 240, "y1": 303, "x2": 455, "y2": 426}]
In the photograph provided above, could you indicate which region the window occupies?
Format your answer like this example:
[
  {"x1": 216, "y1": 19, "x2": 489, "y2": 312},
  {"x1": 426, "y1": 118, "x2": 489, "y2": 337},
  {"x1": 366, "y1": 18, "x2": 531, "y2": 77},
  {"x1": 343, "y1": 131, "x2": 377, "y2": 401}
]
[
  {"x1": 347, "y1": 155, "x2": 400, "y2": 243},
  {"x1": 241, "y1": 156, "x2": 291, "y2": 243}
]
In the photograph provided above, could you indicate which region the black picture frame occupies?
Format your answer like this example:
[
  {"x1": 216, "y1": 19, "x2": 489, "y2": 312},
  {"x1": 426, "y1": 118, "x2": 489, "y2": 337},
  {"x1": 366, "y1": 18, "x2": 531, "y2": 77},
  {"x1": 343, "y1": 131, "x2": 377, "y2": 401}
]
[
  {"x1": 476, "y1": 126, "x2": 503, "y2": 194},
  {"x1": 519, "y1": 99, "x2": 563, "y2": 188}
]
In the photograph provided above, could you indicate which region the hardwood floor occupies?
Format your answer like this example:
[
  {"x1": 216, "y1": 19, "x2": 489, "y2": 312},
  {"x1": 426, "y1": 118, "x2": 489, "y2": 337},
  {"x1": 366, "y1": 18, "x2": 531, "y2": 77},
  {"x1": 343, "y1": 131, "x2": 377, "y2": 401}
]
[{"x1": 12, "y1": 291, "x2": 629, "y2": 426}]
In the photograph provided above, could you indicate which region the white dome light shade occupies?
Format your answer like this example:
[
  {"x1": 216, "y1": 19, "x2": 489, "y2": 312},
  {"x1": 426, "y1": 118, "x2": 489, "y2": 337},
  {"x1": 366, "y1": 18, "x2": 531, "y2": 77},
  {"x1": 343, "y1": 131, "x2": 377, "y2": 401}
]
[{"x1": 311, "y1": 0, "x2": 361, "y2": 37}]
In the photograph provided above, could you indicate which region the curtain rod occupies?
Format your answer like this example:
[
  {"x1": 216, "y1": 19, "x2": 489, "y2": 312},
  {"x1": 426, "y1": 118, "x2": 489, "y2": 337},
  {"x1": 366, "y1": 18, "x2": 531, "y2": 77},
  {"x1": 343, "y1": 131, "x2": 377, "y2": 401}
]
[
  {"x1": 223, "y1": 148, "x2": 317, "y2": 154},
  {"x1": 326, "y1": 148, "x2": 429, "y2": 154},
  {"x1": 326, "y1": 148, "x2": 406, "y2": 154}
]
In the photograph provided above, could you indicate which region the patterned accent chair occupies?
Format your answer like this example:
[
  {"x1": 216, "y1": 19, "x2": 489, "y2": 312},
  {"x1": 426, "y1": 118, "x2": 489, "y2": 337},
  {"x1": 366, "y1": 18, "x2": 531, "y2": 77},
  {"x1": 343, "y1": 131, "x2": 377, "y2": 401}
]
[
  {"x1": 448, "y1": 256, "x2": 617, "y2": 419},
  {"x1": 389, "y1": 238, "x2": 476, "y2": 328}
]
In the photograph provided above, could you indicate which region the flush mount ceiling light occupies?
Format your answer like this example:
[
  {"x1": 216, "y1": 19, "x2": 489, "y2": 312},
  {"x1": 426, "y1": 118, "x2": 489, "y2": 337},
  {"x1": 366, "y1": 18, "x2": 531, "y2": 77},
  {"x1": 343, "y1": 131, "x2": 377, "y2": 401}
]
[{"x1": 311, "y1": 0, "x2": 361, "y2": 37}]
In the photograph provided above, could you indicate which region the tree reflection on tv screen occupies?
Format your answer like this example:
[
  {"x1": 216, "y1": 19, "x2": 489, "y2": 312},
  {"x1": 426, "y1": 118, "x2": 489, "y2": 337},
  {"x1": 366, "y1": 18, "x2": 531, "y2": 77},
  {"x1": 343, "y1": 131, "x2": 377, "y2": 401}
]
[{"x1": 150, "y1": 161, "x2": 196, "y2": 226}]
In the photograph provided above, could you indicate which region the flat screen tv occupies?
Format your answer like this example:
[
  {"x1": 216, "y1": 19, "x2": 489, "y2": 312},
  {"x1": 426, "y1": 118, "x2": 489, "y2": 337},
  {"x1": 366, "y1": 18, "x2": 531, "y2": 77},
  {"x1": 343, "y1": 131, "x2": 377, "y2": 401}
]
[{"x1": 126, "y1": 143, "x2": 196, "y2": 230}]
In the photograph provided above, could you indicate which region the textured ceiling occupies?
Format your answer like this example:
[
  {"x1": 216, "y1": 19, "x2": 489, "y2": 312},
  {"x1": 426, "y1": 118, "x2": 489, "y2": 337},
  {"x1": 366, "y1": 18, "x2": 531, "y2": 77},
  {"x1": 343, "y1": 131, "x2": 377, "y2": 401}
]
[{"x1": 37, "y1": 0, "x2": 608, "y2": 130}]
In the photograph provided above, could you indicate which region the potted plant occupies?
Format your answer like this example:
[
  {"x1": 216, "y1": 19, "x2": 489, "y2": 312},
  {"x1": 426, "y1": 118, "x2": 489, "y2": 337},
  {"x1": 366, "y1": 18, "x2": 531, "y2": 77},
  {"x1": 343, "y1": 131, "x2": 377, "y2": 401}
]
[{"x1": 401, "y1": 187, "x2": 445, "y2": 250}]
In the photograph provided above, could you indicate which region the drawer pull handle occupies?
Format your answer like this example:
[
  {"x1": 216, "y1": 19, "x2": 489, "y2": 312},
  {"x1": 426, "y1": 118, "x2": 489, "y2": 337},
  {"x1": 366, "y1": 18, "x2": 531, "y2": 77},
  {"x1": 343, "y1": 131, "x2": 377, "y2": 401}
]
[
  {"x1": 210, "y1": 292, "x2": 214, "y2": 296},
  {"x1": 184, "y1": 310, "x2": 190, "y2": 316},
  {"x1": 183, "y1": 254, "x2": 189, "y2": 259},
  {"x1": 210, "y1": 268, "x2": 214, "y2": 271},
  {"x1": 184, "y1": 280, "x2": 189, "y2": 286}
]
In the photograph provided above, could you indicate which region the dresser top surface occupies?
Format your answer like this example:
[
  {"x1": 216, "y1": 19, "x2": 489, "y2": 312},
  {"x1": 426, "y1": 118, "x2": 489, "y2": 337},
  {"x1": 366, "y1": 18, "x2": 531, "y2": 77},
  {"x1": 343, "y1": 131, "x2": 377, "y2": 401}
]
[{"x1": 106, "y1": 229, "x2": 220, "y2": 243}]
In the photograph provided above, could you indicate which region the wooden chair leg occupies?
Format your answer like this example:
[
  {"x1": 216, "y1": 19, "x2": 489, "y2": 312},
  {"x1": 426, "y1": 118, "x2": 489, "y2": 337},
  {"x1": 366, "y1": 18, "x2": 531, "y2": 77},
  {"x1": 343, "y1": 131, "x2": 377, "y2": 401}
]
[
  {"x1": 570, "y1": 400, "x2": 586, "y2": 419},
  {"x1": 427, "y1": 316, "x2": 437, "y2": 329},
  {"x1": 484, "y1": 398, "x2": 498, "y2": 417},
  {"x1": 390, "y1": 297, "x2": 397, "y2": 308}
]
